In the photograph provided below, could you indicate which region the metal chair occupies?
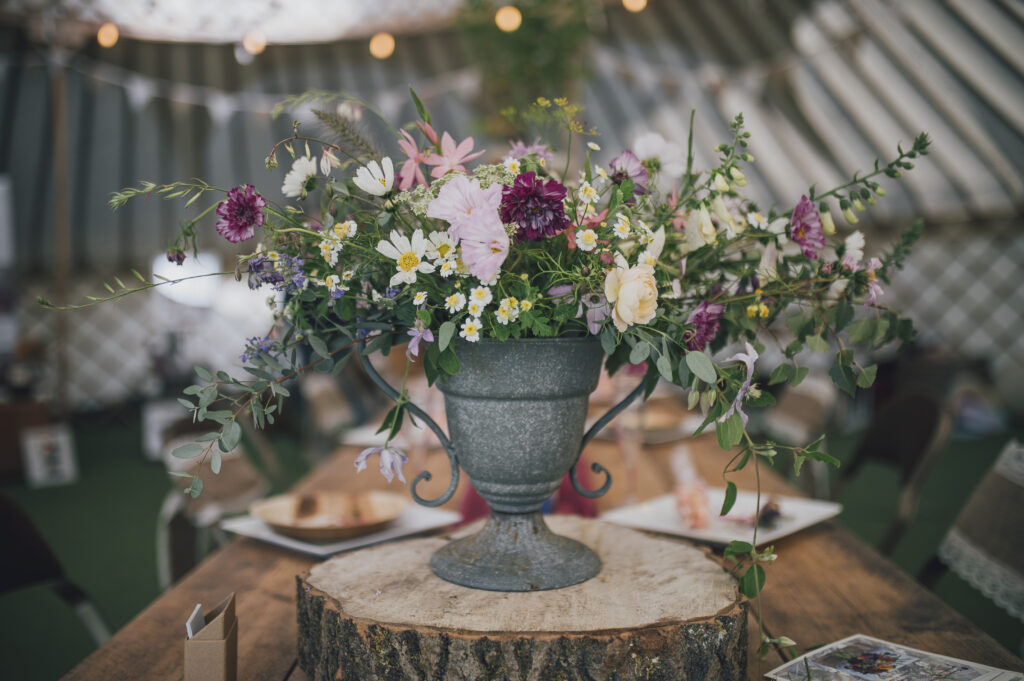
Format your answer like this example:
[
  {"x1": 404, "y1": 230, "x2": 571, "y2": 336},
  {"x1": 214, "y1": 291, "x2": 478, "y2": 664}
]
[{"x1": 0, "y1": 491, "x2": 111, "y2": 646}]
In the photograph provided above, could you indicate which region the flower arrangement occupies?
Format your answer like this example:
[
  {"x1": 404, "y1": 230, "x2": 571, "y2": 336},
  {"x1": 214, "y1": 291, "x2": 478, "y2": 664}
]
[{"x1": 50, "y1": 90, "x2": 928, "y2": 655}]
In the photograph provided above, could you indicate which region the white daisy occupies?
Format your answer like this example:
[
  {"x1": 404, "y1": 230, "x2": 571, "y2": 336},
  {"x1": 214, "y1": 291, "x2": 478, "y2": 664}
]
[
  {"x1": 499, "y1": 297, "x2": 520, "y2": 320},
  {"x1": 613, "y1": 214, "x2": 631, "y2": 239},
  {"x1": 460, "y1": 317, "x2": 482, "y2": 343},
  {"x1": 266, "y1": 250, "x2": 280, "y2": 261},
  {"x1": 318, "y1": 238, "x2": 341, "y2": 266},
  {"x1": 587, "y1": 141, "x2": 601, "y2": 151},
  {"x1": 342, "y1": 269, "x2": 355, "y2": 281},
  {"x1": 495, "y1": 306, "x2": 511, "y2": 325},
  {"x1": 282, "y1": 156, "x2": 318, "y2": 198},
  {"x1": 578, "y1": 181, "x2": 599, "y2": 205},
  {"x1": 467, "y1": 301, "x2": 484, "y2": 317},
  {"x1": 353, "y1": 157, "x2": 395, "y2": 196},
  {"x1": 519, "y1": 299, "x2": 533, "y2": 312},
  {"x1": 577, "y1": 229, "x2": 598, "y2": 252},
  {"x1": 375, "y1": 229, "x2": 435, "y2": 287},
  {"x1": 438, "y1": 260, "x2": 456, "y2": 278},
  {"x1": 444, "y1": 292, "x2": 466, "y2": 314},
  {"x1": 503, "y1": 157, "x2": 521, "y2": 174},
  {"x1": 592, "y1": 165, "x2": 611, "y2": 191},
  {"x1": 425, "y1": 232, "x2": 458, "y2": 263},
  {"x1": 413, "y1": 291, "x2": 428, "y2": 306},
  {"x1": 469, "y1": 286, "x2": 493, "y2": 307}
]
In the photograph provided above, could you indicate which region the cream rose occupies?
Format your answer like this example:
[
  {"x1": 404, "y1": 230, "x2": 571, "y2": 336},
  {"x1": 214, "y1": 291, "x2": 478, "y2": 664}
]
[{"x1": 604, "y1": 263, "x2": 659, "y2": 332}]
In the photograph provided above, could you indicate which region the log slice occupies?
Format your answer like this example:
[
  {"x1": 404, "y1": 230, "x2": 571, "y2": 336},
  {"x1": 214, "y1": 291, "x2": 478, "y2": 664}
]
[{"x1": 297, "y1": 516, "x2": 746, "y2": 680}]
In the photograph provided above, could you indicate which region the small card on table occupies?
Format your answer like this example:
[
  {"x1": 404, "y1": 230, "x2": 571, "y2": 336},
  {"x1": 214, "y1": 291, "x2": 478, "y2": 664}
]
[{"x1": 766, "y1": 634, "x2": 1023, "y2": 681}]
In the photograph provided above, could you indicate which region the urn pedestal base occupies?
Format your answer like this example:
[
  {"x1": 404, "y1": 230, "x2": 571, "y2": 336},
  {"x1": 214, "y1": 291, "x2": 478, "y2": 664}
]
[
  {"x1": 429, "y1": 511, "x2": 601, "y2": 591},
  {"x1": 297, "y1": 516, "x2": 748, "y2": 681}
]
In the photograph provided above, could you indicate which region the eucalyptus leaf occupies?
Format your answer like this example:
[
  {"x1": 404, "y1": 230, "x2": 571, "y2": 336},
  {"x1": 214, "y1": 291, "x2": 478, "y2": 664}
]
[
  {"x1": 629, "y1": 342, "x2": 651, "y2": 364},
  {"x1": 438, "y1": 321, "x2": 456, "y2": 352},
  {"x1": 211, "y1": 450, "x2": 222, "y2": 475},
  {"x1": 686, "y1": 351, "x2": 717, "y2": 384},
  {"x1": 220, "y1": 420, "x2": 242, "y2": 451},
  {"x1": 656, "y1": 353, "x2": 673, "y2": 382},
  {"x1": 171, "y1": 443, "x2": 204, "y2": 459},
  {"x1": 194, "y1": 366, "x2": 213, "y2": 382}
]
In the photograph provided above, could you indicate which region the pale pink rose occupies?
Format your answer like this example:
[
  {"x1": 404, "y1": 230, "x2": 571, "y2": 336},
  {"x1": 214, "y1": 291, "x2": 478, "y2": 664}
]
[{"x1": 603, "y1": 263, "x2": 659, "y2": 332}]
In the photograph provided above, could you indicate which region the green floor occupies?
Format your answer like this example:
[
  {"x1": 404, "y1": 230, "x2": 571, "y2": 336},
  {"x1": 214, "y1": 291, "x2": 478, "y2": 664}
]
[{"x1": 0, "y1": 407, "x2": 1021, "y2": 680}]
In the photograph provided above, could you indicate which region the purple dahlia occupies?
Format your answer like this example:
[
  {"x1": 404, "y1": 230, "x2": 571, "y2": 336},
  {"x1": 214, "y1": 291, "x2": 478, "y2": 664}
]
[
  {"x1": 684, "y1": 301, "x2": 724, "y2": 351},
  {"x1": 216, "y1": 184, "x2": 266, "y2": 243},
  {"x1": 500, "y1": 171, "x2": 571, "y2": 242},
  {"x1": 609, "y1": 150, "x2": 649, "y2": 197},
  {"x1": 790, "y1": 195, "x2": 825, "y2": 260}
]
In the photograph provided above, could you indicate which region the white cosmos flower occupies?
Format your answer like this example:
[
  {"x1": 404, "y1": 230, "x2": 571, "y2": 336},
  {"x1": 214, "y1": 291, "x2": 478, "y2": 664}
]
[
  {"x1": 578, "y1": 229, "x2": 599, "y2": 252},
  {"x1": 425, "y1": 232, "x2": 458, "y2": 263},
  {"x1": 460, "y1": 317, "x2": 482, "y2": 342},
  {"x1": 354, "y1": 157, "x2": 395, "y2": 196},
  {"x1": 444, "y1": 292, "x2": 466, "y2": 313},
  {"x1": 844, "y1": 230, "x2": 865, "y2": 263},
  {"x1": 376, "y1": 229, "x2": 435, "y2": 287},
  {"x1": 632, "y1": 131, "x2": 686, "y2": 189},
  {"x1": 282, "y1": 156, "x2": 318, "y2": 198}
]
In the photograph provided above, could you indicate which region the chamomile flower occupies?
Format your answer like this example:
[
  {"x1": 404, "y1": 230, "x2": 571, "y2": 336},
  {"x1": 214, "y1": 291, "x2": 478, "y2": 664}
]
[
  {"x1": 425, "y1": 232, "x2": 458, "y2": 264},
  {"x1": 469, "y1": 286, "x2": 493, "y2": 307},
  {"x1": 342, "y1": 270, "x2": 355, "y2": 281},
  {"x1": 412, "y1": 291, "x2": 428, "y2": 306},
  {"x1": 613, "y1": 214, "x2": 631, "y2": 239},
  {"x1": 467, "y1": 301, "x2": 484, "y2": 317},
  {"x1": 444, "y1": 292, "x2": 466, "y2": 314},
  {"x1": 460, "y1": 317, "x2": 482, "y2": 342},
  {"x1": 318, "y1": 238, "x2": 341, "y2": 266},
  {"x1": 587, "y1": 141, "x2": 601, "y2": 151},
  {"x1": 578, "y1": 181, "x2": 599, "y2": 205},
  {"x1": 266, "y1": 250, "x2": 280, "y2": 262},
  {"x1": 503, "y1": 157, "x2": 521, "y2": 174},
  {"x1": 637, "y1": 220, "x2": 655, "y2": 245},
  {"x1": 438, "y1": 260, "x2": 456, "y2": 278},
  {"x1": 332, "y1": 219, "x2": 357, "y2": 239},
  {"x1": 520, "y1": 299, "x2": 533, "y2": 312},
  {"x1": 495, "y1": 306, "x2": 512, "y2": 325},
  {"x1": 577, "y1": 229, "x2": 599, "y2": 252},
  {"x1": 376, "y1": 229, "x2": 436, "y2": 287}
]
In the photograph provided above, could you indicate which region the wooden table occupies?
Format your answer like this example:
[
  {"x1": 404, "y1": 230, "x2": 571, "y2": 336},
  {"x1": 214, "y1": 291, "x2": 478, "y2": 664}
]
[{"x1": 62, "y1": 435, "x2": 1024, "y2": 680}]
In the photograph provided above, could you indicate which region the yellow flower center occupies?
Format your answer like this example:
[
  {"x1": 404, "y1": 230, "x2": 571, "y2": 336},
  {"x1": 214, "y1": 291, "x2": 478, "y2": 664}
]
[
  {"x1": 398, "y1": 251, "x2": 420, "y2": 271},
  {"x1": 437, "y1": 244, "x2": 451, "y2": 258},
  {"x1": 465, "y1": 322, "x2": 478, "y2": 334},
  {"x1": 378, "y1": 177, "x2": 387, "y2": 186}
]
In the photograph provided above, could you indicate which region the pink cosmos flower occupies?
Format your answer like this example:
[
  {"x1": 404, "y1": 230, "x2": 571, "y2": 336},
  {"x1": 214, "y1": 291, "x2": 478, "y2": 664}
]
[
  {"x1": 396, "y1": 130, "x2": 428, "y2": 190},
  {"x1": 416, "y1": 121, "x2": 439, "y2": 147},
  {"x1": 426, "y1": 175, "x2": 502, "y2": 239},
  {"x1": 424, "y1": 132, "x2": 485, "y2": 178},
  {"x1": 459, "y1": 212, "x2": 509, "y2": 282}
]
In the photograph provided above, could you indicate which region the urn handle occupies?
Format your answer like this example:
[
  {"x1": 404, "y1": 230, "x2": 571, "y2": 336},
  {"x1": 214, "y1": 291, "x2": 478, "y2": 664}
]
[
  {"x1": 570, "y1": 380, "x2": 647, "y2": 499},
  {"x1": 356, "y1": 340, "x2": 460, "y2": 508}
]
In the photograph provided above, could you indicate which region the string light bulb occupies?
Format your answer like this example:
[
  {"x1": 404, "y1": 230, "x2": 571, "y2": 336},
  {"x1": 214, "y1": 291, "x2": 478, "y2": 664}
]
[
  {"x1": 369, "y1": 32, "x2": 395, "y2": 60},
  {"x1": 242, "y1": 30, "x2": 266, "y2": 55},
  {"x1": 97, "y1": 22, "x2": 119, "y2": 48},
  {"x1": 622, "y1": 0, "x2": 647, "y2": 12},
  {"x1": 495, "y1": 5, "x2": 523, "y2": 32}
]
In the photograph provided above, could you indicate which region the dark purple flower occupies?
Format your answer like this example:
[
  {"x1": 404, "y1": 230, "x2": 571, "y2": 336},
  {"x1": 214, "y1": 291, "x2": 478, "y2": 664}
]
[
  {"x1": 500, "y1": 171, "x2": 571, "y2": 242},
  {"x1": 216, "y1": 184, "x2": 266, "y2": 243},
  {"x1": 790, "y1": 195, "x2": 825, "y2": 260},
  {"x1": 406, "y1": 320, "x2": 434, "y2": 361},
  {"x1": 166, "y1": 249, "x2": 186, "y2": 266},
  {"x1": 246, "y1": 255, "x2": 284, "y2": 290},
  {"x1": 507, "y1": 138, "x2": 553, "y2": 164},
  {"x1": 684, "y1": 301, "x2": 724, "y2": 351},
  {"x1": 609, "y1": 150, "x2": 649, "y2": 197}
]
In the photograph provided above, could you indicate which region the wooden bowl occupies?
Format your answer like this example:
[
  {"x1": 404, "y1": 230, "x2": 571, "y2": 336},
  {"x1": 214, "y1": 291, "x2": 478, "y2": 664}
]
[{"x1": 249, "y1": 491, "x2": 408, "y2": 542}]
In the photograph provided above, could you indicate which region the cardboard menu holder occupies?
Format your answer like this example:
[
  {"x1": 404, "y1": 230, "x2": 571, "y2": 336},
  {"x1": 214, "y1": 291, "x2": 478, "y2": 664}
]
[{"x1": 184, "y1": 593, "x2": 237, "y2": 681}]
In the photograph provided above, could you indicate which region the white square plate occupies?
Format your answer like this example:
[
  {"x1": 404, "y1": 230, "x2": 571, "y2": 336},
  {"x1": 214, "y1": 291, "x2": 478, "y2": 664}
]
[
  {"x1": 601, "y1": 488, "x2": 841, "y2": 546},
  {"x1": 221, "y1": 506, "x2": 462, "y2": 558}
]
